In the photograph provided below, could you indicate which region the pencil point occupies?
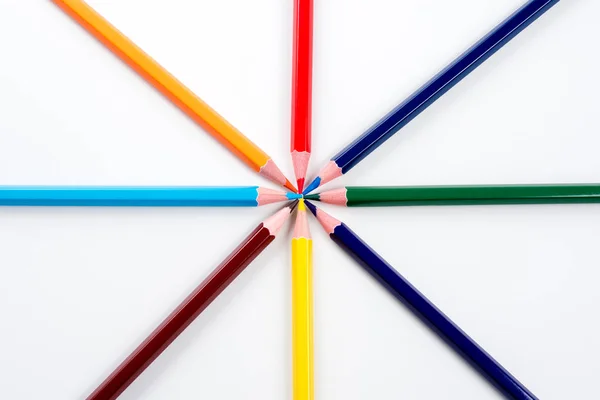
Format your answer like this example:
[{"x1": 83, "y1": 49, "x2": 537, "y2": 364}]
[
  {"x1": 303, "y1": 177, "x2": 320, "y2": 195},
  {"x1": 263, "y1": 204, "x2": 295, "y2": 236},
  {"x1": 304, "y1": 194, "x2": 319, "y2": 201},
  {"x1": 297, "y1": 198, "x2": 306, "y2": 212},
  {"x1": 304, "y1": 200, "x2": 318, "y2": 216},
  {"x1": 284, "y1": 179, "x2": 298, "y2": 193},
  {"x1": 293, "y1": 200, "x2": 311, "y2": 239},
  {"x1": 291, "y1": 151, "x2": 310, "y2": 193},
  {"x1": 289, "y1": 200, "x2": 299, "y2": 212},
  {"x1": 305, "y1": 201, "x2": 341, "y2": 234},
  {"x1": 256, "y1": 187, "x2": 289, "y2": 206},
  {"x1": 316, "y1": 160, "x2": 343, "y2": 188},
  {"x1": 317, "y1": 187, "x2": 348, "y2": 206},
  {"x1": 260, "y1": 160, "x2": 296, "y2": 192},
  {"x1": 286, "y1": 192, "x2": 303, "y2": 200}
]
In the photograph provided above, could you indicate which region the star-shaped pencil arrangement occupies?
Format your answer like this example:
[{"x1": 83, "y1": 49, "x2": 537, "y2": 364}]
[{"x1": 4, "y1": 0, "x2": 597, "y2": 399}]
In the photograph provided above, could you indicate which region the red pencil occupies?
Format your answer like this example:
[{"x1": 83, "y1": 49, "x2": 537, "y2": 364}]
[
  {"x1": 87, "y1": 202, "x2": 297, "y2": 400},
  {"x1": 291, "y1": 0, "x2": 314, "y2": 192}
]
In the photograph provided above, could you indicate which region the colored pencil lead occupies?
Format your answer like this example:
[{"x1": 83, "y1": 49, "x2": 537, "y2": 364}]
[
  {"x1": 285, "y1": 179, "x2": 300, "y2": 193},
  {"x1": 287, "y1": 192, "x2": 304, "y2": 201}
]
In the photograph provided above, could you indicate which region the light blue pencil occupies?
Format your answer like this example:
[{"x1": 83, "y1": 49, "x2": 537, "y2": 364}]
[{"x1": 0, "y1": 186, "x2": 301, "y2": 207}]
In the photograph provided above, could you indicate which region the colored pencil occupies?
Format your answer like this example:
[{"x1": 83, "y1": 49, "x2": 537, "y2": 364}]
[
  {"x1": 86, "y1": 202, "x2": 297, "y2": 400},
  {"x1": 0, "y1": 186, "x2": 301, "y2": 207},
  {"x1": 291, "y1": 0, "x2": 314, "y2": 192},
  {"x1": 52, "y1": 0, "x2": 296, "y2": 192},
  {"x1": 291, "y1": 200, "x2": 314, "y2": 400},
  {"x1": 306, "y1": 201, "x2": 539, "y2": 400},
  {"x1": 303, "y1": 0, "x2": 559, "y2": 194},
  {"x1": 306, "y1": 184, "x2": 600, "y2": 207}
]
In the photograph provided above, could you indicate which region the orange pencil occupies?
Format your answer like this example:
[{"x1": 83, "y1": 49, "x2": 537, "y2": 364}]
[{"x1": 52, "y1": 0, "x2": 296, "y2": 192}]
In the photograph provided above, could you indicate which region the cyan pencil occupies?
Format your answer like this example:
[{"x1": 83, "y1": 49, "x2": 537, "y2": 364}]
[{"x1": 0, "y1": 186, "x2": 301, "y2": 207}]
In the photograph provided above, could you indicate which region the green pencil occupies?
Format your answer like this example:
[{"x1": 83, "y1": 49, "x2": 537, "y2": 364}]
[{"x1": 304, "y1": 184, "x2": 600, "y2": 207}]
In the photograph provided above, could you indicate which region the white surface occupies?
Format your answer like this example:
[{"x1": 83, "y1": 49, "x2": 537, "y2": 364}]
[{"x1": 0, "y1": 0, "x2": 599, "y2": 399}]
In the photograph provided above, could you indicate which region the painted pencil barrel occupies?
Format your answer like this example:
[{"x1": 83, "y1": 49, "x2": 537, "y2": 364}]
[
  {"x1": 331, "y1": 223, "x2": 538, "y2": 400},
  {"x1": 332, "y1": 0, "x2": 559, "y2": 173},
  {"x1": 53, "y1": 0, "x2": 271, "y2": 172},
  {"x1": 345, "y1": 184, "x2": 600, "y2": 207},
  {"x1": 291, "y1": 238, "x2": 314, "y2": 400},
  {"x1": 291, "y1": 0, "x2": 313, "y2": 154},
  {"x1": 87, "y1": 223, "x2": 275, "y2": 400},
  {"x1": 0, "y1": 186, "x2": 262, "y2": 207}
]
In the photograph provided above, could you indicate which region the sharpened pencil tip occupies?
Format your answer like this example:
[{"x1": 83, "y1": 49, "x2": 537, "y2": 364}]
[
  {"x1": 304, "y1": 194, "x2": 319, "y2": 201},
  {"x1": 305, "y1": 201, "x2": 342, "y2": 234},
  {"x1": 298, "y1": 198, "x2": 306, "y2": 212},
  {"x1": 304, "y1": 200, "x2": 318, "y2": 216},
  {"x1": 289, "y1": 200, "x2": 299, "y2": 212},
  {"x1": 297, "y1": 178, "x2": 305, "y2": 193},
  {"x1": 284, "y1": 179, "x2": 298, "y2": 193},
  {"x1": 303, "y1": 177, "x2": 320, "y2": 195},
  {"x1": 293, "y1": 200, "x2": 311, "y2": 239},
  {"x1": 286, "y1": 192, "x2": 303, "y2": 200}
]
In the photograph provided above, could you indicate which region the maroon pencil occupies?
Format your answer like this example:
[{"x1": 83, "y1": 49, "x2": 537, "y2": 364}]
[{"x1": 87, "y1": 202, "x2": 297, "y2": 400}]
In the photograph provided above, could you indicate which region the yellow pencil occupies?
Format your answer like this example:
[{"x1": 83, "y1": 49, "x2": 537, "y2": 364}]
[
  {"x1": 52, "y1": 0, "x2": 296, "y2": 192},
  {"x1": 291, "y1": 199, "x2": 314, "y2": 400}
]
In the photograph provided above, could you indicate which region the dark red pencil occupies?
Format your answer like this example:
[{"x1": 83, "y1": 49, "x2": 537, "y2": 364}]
[
  {"x1": 87, "y1": 202, "x2": 297, "y2": 400},
  {"x1": 291, "y1": 0, "x2": 314, "y2": 192}
]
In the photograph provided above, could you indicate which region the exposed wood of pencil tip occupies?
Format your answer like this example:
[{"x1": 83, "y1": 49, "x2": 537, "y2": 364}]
[
  {"x1": 293, "y1": 200, "x2": 311, "y2": 239},
  {"x1": 305, "y1": 201, "x2": 341, "y2": 234}
]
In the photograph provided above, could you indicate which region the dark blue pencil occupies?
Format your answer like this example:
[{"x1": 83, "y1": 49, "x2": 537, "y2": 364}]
[
  {"x1": 306, "y1": 201, "x2": 538, "y2": 400},
  {"x1": 304, "y1": 0, "x2": 559, "y2": 194}
]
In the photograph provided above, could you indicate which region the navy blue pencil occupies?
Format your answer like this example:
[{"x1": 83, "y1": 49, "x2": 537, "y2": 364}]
[
  {"x1": 304, "y1": 0, "x2": 559, "y2": 194},
  {"x1": 306, "y1": 201, "x2": 538, "y2": 400}
]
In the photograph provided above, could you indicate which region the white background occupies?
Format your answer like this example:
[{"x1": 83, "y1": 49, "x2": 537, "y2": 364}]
[{"x1": 0, "y1": 0, "x2": 599, "y2": 399}]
